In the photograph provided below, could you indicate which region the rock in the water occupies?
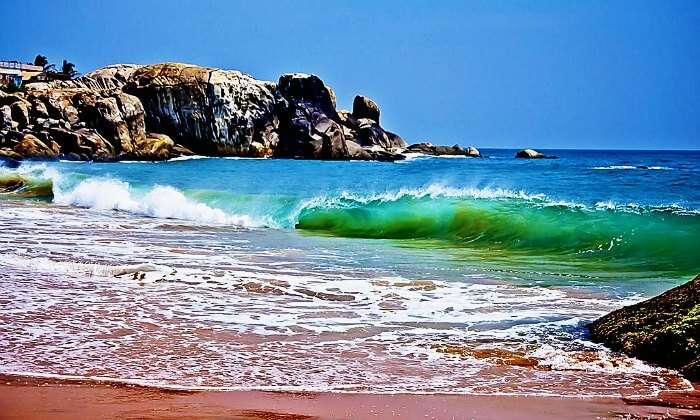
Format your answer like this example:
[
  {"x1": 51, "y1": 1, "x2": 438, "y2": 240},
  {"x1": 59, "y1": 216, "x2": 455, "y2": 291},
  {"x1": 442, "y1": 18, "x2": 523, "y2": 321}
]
[
  {"x1": 466, "y1": 146, "x2": 481, "y2": 157},
  {"x1": 407, "y1": 142, "x2": 465, "y2": 156},
  {"x1": 352, "y1": 95, "x2": 380, "y2": 122},
  {"x1": 515, "y1": 149, "x2": 556, "y2": 159},
  {"x1": 138, "y1": 133, "x2": 174, "y2": 160},
  {"x1": 589, "y1": 274, "x2": 700, "y2": 380}
]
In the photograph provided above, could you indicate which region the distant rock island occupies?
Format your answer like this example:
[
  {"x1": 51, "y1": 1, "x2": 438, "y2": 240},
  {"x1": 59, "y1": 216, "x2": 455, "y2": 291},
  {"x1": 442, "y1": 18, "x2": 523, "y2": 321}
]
[{"x1": 0, "y1": 62, "x2": 482, "y2": 162}]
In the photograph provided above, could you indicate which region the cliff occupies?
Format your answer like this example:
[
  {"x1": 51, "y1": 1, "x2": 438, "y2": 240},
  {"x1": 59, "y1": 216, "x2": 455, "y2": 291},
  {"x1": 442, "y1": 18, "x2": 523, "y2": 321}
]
[{"x1": 0, "y1": 63, "x2": 407, "y2": 162}]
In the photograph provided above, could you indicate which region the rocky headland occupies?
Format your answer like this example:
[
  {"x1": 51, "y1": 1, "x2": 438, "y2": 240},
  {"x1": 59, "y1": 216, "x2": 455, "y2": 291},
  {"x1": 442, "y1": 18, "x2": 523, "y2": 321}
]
[
  {"x1": 0, "y1": 62, "x2": 480, "y2": 163},
  {"x1": 589, "y1": 274, "x2": 700, "y2": 380}
]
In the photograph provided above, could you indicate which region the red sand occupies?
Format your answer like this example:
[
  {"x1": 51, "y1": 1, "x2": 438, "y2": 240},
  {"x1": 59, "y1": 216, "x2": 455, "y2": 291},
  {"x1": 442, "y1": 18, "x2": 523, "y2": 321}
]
[{"x1": 1, "y1": 375, "x2": 699, "y2": 419}]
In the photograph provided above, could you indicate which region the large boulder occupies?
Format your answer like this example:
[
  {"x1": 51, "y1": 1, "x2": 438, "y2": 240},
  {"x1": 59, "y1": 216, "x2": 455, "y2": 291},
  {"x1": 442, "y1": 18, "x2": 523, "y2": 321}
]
[
  {"x1": 137, "y1": 132, "x2": 174, "y2": 160},
  {"x1": 10, "y1": 100, "x2": 30, "y2": 128},
  {"x1": 337, "y1": 110, "x2": 405, "y2": 152},
  {"x1": 589, "y1": 274, "x2": 700, "y2": 380},
  {"x1": 352, "y1": 95, "x2": 380, "y2": 122},
  {"x1": 124, "y1": 63, "x2": 279, "y2": 157},
  {"x1": 13, "y1": 133, "x2": 59, "y2": 158},
  {"x1": 73, "y1": 90, "x2": 147, "y2": 156},
  {"x1": 515, "y1": 149, "x2": 556, "y2": 159},
  {"x1": 0, "y1": 105, "x2": 14, "y2": 130},
  {"x1": 275, "y1": 73, "x2": 348, "y2": 159}
]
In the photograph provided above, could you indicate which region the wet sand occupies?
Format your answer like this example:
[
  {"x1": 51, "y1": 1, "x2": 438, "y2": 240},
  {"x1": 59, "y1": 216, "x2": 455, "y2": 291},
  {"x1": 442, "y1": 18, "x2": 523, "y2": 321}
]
[{"x1": 1, "y1": 374, "x2": 699, "y2": 419}]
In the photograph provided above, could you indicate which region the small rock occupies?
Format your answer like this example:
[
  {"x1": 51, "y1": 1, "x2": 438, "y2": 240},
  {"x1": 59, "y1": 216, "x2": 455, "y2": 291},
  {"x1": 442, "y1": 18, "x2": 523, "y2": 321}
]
[
  {"x1": 515, "y1": 149, "x2": 556, "y2": 159},
  {"x1": 466, "y1": 146, "x2": 481, "y2": 157}
]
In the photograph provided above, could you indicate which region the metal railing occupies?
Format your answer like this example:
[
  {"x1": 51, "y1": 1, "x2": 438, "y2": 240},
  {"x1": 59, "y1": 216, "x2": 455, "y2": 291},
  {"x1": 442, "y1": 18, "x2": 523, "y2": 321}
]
[{"x1": 0, "y1": 60, "x2": 43, "y2": 71}]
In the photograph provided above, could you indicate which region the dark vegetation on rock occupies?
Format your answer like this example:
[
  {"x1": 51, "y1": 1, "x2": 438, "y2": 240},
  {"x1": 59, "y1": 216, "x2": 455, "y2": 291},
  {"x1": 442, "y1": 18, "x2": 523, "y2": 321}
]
[{"x1": 589, "y1": 274, "x2": 700, "y2": 380}]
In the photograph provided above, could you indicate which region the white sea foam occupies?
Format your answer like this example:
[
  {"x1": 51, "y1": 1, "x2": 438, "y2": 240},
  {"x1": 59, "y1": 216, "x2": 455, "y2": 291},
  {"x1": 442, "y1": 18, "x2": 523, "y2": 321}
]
[
  {"x1": 53, "y1": 179, "x2": 260, "y2": 227},
  {"x1": 166, "y1": 155, "x2": 210, "y2": 162},
  {"x1": 0, "y1": 253, "x2": 173, "y2": 282},
  {"x1": 592, "y1": 165, "x2": 673, "y2": 170}
]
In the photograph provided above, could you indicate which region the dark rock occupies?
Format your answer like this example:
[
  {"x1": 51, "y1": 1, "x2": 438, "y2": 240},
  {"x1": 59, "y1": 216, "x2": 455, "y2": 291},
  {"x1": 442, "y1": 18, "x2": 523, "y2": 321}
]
[
  {"x1": 589, "y1": 274, "x2": 700, "y2": 380},
  {"x1": 276, "y1": 73, "x2": 348, "y2": 159},
  {"x1": 407, "y1": 142, "x2": 465, "y2": 156},
  {"x1": 10, "y1": 101, "x2": 30, "y2": 129},
  {"x1": 0, "y1": 156, "x2": 21, "y2": 168},
  {"x1": 352, "y1": 95, "x2": 380, "y2": 122}
]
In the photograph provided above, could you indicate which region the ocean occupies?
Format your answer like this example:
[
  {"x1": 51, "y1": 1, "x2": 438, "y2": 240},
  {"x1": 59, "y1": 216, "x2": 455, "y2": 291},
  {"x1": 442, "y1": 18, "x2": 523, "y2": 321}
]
[{"x1": 1, "y1": 149, "x2": 699, "y2": 397}]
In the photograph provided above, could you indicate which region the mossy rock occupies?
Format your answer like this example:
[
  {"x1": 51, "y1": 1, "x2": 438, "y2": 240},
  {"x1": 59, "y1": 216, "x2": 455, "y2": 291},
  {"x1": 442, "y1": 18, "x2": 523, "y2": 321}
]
[{"x1": 589, "y1": 274, "x2": 700, "y2": 379}]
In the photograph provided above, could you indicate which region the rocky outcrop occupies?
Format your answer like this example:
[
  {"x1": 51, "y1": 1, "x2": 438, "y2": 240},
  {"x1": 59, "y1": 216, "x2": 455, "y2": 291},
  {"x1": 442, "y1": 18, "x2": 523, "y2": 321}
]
[
  {"x1": 275, "y1": 73, "x2": 346, "y2": 159},
  {"x1": 124, "y1": 63, "x2": 279, "y2": 157},
  {"x1": 408, "y1": 142, "x2": 464, "y2": 155},
  {"x1": 1, "y1": 62, "x2": 408, "y2": 162},
  {"x1": 352, "y1": 95, "x2": 380, "y2": 122},
  {"x1": 515, "y1": 149, "x2": 556, "y2": 159},
  {"x1": 407, "y1": 142, "x2": 481, "y2": 157},
  {"x1": 589, "y1": 274, "x2": 700, "y2": 380}
]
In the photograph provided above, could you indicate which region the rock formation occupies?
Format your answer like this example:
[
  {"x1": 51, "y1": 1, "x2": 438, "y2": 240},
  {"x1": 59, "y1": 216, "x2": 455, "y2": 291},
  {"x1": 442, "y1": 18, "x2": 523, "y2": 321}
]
[
  {"x1": 515, "y1": 149, "x2": 556, "y2": 159},
  {"x1": 589, "y1": 274, "x2": 700, "y2": 380},
  {"x1": 466, "y1": 146, "x2": 481, "y2": 157},
  {"x1": 407, "y1": 142, "x2": 481, "y2": 157},
  {"x1": 1, "y1": 63, "x2": 409, "y2": 162}
]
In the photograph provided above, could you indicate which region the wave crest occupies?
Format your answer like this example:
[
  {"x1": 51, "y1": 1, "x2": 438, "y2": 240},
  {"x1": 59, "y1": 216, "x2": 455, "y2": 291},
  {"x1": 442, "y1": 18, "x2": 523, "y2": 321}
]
[{"x1": 54, "y1": 179, "x2": 260, "y2": 227}]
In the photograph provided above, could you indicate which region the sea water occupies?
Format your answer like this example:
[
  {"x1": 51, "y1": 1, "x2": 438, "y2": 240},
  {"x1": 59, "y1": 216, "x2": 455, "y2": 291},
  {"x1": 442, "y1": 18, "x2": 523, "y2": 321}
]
[{"x1": 0, "y1": 149, "x2": 698, "y2": 396}]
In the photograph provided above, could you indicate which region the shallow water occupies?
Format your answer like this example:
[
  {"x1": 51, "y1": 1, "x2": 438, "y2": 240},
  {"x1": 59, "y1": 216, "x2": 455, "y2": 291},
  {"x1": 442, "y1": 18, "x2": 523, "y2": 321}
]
[{"x1": 1, "y1": 149, "x2": 698, "y2": 396}]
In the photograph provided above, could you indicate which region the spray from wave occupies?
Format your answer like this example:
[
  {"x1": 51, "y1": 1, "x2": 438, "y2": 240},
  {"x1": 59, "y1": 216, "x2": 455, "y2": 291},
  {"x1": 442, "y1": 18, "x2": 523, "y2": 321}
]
[{"x1": 52, "y1": 179, "x2": 258, "y2": 226}]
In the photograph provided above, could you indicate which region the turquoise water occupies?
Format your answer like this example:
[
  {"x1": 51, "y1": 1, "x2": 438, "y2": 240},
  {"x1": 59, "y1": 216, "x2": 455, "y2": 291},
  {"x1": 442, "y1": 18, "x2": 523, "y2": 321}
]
[
  {"x1": 4, "y1": 149, "x2": 699, "y2": 283},
  {"x1": 1, "y1": 149, "x2": 699, "y2": 395}
]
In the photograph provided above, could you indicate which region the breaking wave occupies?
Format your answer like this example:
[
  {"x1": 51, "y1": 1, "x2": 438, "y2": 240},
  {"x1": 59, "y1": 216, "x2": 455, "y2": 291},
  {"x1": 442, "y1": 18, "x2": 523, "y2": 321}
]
[{"x1": 2, "y1": 164, "x2": 698, "y2": 273}]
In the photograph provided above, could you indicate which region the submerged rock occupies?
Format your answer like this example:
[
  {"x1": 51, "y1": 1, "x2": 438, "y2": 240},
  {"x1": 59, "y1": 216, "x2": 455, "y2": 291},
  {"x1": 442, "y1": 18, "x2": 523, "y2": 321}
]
[{"x1": 589, "y1": 274, "x2": 700, "y2": 380}]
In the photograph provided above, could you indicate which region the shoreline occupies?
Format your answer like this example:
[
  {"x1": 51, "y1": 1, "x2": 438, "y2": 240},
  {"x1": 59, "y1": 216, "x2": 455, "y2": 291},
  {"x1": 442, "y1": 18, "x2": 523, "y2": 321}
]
[{"x1": 1, "y1": 374, "x2": 699, "y2": 419}]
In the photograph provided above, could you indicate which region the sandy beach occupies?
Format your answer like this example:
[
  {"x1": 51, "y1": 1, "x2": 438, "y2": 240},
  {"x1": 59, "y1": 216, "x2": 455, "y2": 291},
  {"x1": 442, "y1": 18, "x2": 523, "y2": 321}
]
[{"x1": 0, "y1": 374, "x2": 698, "y2": 419}]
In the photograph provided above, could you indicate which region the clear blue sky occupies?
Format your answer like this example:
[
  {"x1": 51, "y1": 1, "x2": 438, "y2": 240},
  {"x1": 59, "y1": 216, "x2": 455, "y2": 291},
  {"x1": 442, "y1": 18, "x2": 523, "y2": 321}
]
[{"x1": 2, "y1": 0, "x2": 699, "y2": 150}]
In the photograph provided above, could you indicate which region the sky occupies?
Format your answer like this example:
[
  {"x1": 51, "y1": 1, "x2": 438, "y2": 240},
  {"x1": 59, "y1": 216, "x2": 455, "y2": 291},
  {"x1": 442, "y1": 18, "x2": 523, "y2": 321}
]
[{"x1": 2, "y1": 0, "x2": 699, "y2": 150}]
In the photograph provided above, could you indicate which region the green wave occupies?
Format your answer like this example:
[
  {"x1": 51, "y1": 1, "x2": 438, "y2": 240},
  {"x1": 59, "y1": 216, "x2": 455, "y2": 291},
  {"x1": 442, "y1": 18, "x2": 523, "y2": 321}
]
[
  {"x1": 295, "y1": 195, "x2": 700, "y2": 275},
  {"x1": 0, "y1": 174, "x2": 54, "y2": 199}
]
